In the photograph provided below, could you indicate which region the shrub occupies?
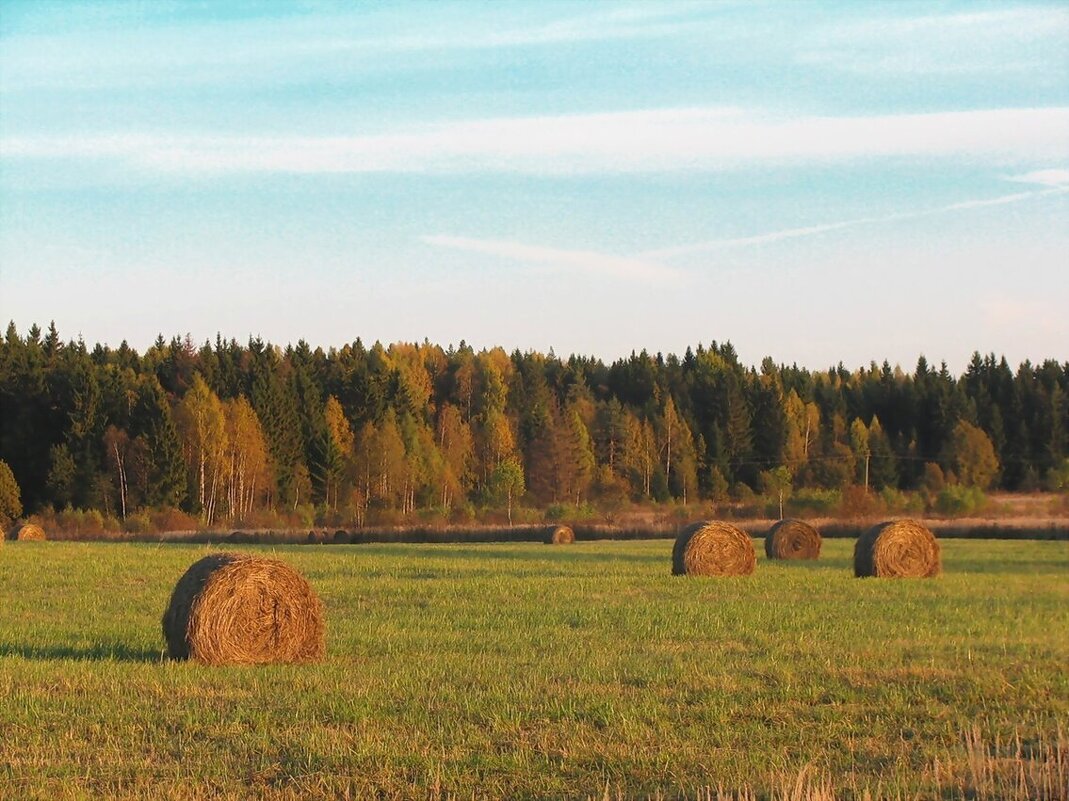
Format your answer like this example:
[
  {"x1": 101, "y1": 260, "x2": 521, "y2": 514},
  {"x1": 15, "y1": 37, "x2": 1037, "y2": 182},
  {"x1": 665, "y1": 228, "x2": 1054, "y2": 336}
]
[
  {"x1": 787, "y1": 488, "x2": 840, "y2": 516},
  {"x1": 706, "y1": 468, "x2": 729, "y2": 502},
  {"x1": 124, "y1": 511, "x2": 153, "y2": 534},
  {"x1": 150, "y1": 507, "x2": 200, "y2": 532},
  {"x1": 934, "y1": 485, "x2": 988, "y2": 517},
  {"x1": 449, "y1": 502, "x2": 476, "y2": 524},
  {"x1": 544, "y1": 503, "x2": 569, "y2": 522},
  {"x1": 838, "y1": 485, "x2": 883, "y2": 518},
  {"x1": 729, "y1": 482, "x2": 755, "y2": 502},
  {"x1": 290, "y1": 504, "x2": 316, "y2": 528},
  {"x1": 0, "y1": 458, "x2": 22, "y2": 529},
  {"x1": 879, "y1": 487, "x2": 923, "y2": 514},
  {"x1": 1045, "y1": 458, "x2": 1069, "y2": 493},
  {"x1": 922, "y1": 462, "x2": 945, "y2": 493},
  {"x1": 512, "y1": 506, "x2": 544, "y2": 524},
  {"x1": 416, "y1": 506, "x2": 449, "y2": 526}
]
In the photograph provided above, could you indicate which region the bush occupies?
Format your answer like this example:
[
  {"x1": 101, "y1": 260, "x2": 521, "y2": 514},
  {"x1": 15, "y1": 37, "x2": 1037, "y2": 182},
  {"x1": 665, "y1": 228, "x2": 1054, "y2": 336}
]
[
  {"x1": 838, "y1": 485, "x2": 883, "y2": 518},
  {"x1": 934, "y1": 485, "x2": 988, "y2": 517},
  {"x1": 1045, "y1": 458, "x2": 1069, "y2": 493},
  {"x1": 787, "y1": 488, "x2": 840, "y2": 516},
  {"x1": 366, "y1": 507, "x2": 406, "y2": 527},
  {"x1": 416, "y1": 506, "x2": 449, "y2": 526},
  {"x1": 706, "y1": 468, "x2": 729, "y2": 502},
  {"x1": 729, "y1": 482, "x2": 755, "y2": 502},
  {"x1": 123, "y1": 511, "x2": 153, "y2": 534},
  {"x1": 544, "y1": 503, "x2": 569, "y2": 522},
  {"x1": 0, "y1": 458, "x2": 22, "y2": 529},
  {"x1": 879, "y1": 487, "x2": 924, "y2": 514},
  {"x1": 150, "y1": 507, "x2": 200, "y2": 532},
  {"x1": 449, "y1": 502, "x2": 476, "y2": 524},
  {"x1": 922, "y1": 462, "x2": 945, "y2": 493}
]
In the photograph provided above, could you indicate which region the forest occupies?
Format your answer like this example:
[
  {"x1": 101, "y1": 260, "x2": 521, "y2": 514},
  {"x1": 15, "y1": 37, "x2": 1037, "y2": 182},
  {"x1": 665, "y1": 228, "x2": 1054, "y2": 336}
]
[{"x1": 1, "y1": 321, "x2": 1066, "y2": 530}]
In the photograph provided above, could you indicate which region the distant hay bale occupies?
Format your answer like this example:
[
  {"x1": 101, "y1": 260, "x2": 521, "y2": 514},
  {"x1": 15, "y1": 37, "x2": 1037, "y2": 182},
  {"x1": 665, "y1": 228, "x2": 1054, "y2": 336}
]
[
  {"x1": 306, "y1": 530, "x2": 326, "y2": 544},
  {"x1": 9, "y1": 522, "x2": 46, "y2": 541},
  {"x1": 672, "y1": 521, "x2": 756, "y2": 577},
  {"x1": 546, "y1": 525, "x2": 575, "y2": 544},
  {"x1": 854, "y1": 519, "x2": 941, "y2": 578},
  {"x1": 765, "y1": 519, "x2": 822, "y2": 560},
  {"x1": 332, "y1": 529, "x2": 350, "y2": 544},
  {"x1": 161, "y1": 552, "x2": 325, "y2": 665}
]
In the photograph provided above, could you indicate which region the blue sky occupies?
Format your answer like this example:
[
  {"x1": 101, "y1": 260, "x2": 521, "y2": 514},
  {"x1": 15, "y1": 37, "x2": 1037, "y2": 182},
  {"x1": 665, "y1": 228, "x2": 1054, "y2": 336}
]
[{"x1": 1, "y1": 1, "x2": 1067, "y2": 370}]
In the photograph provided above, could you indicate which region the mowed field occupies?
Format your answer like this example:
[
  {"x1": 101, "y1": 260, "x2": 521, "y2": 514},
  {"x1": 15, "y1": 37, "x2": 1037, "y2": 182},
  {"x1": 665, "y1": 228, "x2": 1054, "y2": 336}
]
[{"x1": 1, "y1": 538, "x2": 1066, "y2": 800}]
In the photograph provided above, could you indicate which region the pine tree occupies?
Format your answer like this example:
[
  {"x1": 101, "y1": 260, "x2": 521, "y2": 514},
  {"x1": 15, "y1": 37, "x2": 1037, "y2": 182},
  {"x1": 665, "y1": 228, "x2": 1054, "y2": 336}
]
[
  {"x1": 0, "y1": 458, "x2": 23, "y2": 527},
  {"x1": 131, "y1": 376, "x2": 186, "y2": 508}
]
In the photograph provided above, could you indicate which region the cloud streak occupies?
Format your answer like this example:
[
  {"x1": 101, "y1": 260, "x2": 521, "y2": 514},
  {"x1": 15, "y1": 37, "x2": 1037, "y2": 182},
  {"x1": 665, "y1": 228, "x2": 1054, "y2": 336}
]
[
  {"x1": 1008, "y1": 168, "x2": 1069, "y2": 187},
  {"x1": 642, "y1": 186, "x2": 1069, "y2": 259},
  {"x1": 0, "y1": 3, "x2": 710, "y2": 92},
  {"x1": 421, "y1": 235, "x2": 679, "y2": 283},
  {"x1": 4, "y1": 106, "x2": 1068, "y2": 175},
  {"x1": 798, "y1": 6, "x2": 1069, "y2": 76}
]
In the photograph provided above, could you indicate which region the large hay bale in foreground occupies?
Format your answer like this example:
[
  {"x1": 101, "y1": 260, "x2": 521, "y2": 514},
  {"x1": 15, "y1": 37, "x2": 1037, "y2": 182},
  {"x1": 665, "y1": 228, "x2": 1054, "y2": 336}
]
[
  {"x1": 765, "y1": 519, "x2": 821, "y2": 560},
  {"x1": 162, "y1": 552, "x2": 325, "y2": 665},
  {"x1": 854, "y1": 519, "x2": 941, "y2": 578},
  {"x1": 672, "y1": 521, "x2": 756, "y2": 577},
  {"x1": 9, "y1": 522, "x2": 46, "y2": 541},
  {"x1": 546, "y1": 525, "x2": 575, "y2": 544}
]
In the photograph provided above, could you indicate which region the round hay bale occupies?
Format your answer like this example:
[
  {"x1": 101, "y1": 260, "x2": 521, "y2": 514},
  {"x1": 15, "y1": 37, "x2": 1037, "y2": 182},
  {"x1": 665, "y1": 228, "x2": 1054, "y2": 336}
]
[
  {"x1": 854, "y1": 519, "x2": 940, "y2": 578},
  {"x1": 11, "y1": 522, "x2": 46, "y2": 541},
  {"x1": 306, "y1": 530, "x2": 326, "y2": 544},
  {"x1": 332, "y1": 529, "x2": 349, "y2": 544},
  {"x1": 546, "y1": 525, "x2": 575, "y2": 545},
  {"x1": 161, "y1": 552, "x2": 325, "y2": 665},
  {"x1": 672, "y1": 521, "x2": 755, "y2": 577},
  {"x1": 765, "y1": 519, "x2": 821, "y2": 560}
]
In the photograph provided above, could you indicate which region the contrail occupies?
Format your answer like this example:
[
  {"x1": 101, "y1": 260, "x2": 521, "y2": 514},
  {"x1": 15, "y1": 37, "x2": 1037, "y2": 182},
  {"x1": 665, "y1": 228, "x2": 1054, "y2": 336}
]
[{"x1": 642, "y1": 185, "x2": 1069, "y2": 260}]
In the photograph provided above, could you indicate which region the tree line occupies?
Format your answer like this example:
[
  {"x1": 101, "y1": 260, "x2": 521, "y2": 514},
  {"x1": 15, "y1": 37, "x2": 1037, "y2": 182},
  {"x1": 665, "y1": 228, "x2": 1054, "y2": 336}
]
[{"x1": 1, "y1": 321, "x2": 1066, "y2": 527}]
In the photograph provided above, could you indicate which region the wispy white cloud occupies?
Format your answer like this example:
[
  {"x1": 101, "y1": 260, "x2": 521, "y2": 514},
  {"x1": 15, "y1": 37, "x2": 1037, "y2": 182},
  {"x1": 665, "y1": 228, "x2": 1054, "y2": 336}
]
[
  {"x1": 0, "y1": 3, "x2": 710, "y2": 92},
  {"x1": 798, "y1": 6, "x2": 1069, "y2": 75},
  {"x1": 421, "y1": 235, "x2": 679, "y2": 283},
  {"x1": 4, "y1": 107, "x2": 1068, "y2": 175},
  {"x1": 643, "y1": 187, "x2": 1069, "y2": 259},
  {"x1": 1007, "y1": 168, "x2": 1069, "y2": 187}
]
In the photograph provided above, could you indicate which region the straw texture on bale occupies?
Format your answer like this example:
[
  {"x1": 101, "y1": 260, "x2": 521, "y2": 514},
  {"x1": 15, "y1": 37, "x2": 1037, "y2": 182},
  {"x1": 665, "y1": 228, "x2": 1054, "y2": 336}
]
[
  {"x1": 672, "y1": 521, "x2": 756, "y2": 576},
  {"x1": 546, "y1": 525, "x2": 575, "y2": 544},
  {"x1": 765, "y1": 519, "x2": 822, "y2": 560},
  {"x1": 162, "y1": 552, "x2": 325, "y2": 665},
  {"x1": 9, "y1": 522, "x2": 46, "y2": 541},
  {"x1": 854, "y1": 519, "x2": 941, "y2": 578}
]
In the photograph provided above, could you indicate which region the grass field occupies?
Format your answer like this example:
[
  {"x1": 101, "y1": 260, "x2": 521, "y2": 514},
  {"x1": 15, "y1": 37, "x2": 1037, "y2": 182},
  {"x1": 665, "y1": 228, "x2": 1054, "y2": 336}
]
[{"x1": 1, "y1": 538, "x2": 1066, "y2": 800}]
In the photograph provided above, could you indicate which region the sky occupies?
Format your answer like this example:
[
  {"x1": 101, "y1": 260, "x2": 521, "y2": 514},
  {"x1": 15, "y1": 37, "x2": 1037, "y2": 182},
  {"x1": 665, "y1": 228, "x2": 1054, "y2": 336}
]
[{"x1": 1, "y1": 1, "x2": 1067, "y2": 371}]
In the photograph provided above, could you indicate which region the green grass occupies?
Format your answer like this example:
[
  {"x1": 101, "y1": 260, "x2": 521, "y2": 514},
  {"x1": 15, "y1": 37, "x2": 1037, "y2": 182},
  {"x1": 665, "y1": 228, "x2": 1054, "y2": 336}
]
[{"x1": 1, "y1": 538, "x2": 1066, "y2": 800}]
